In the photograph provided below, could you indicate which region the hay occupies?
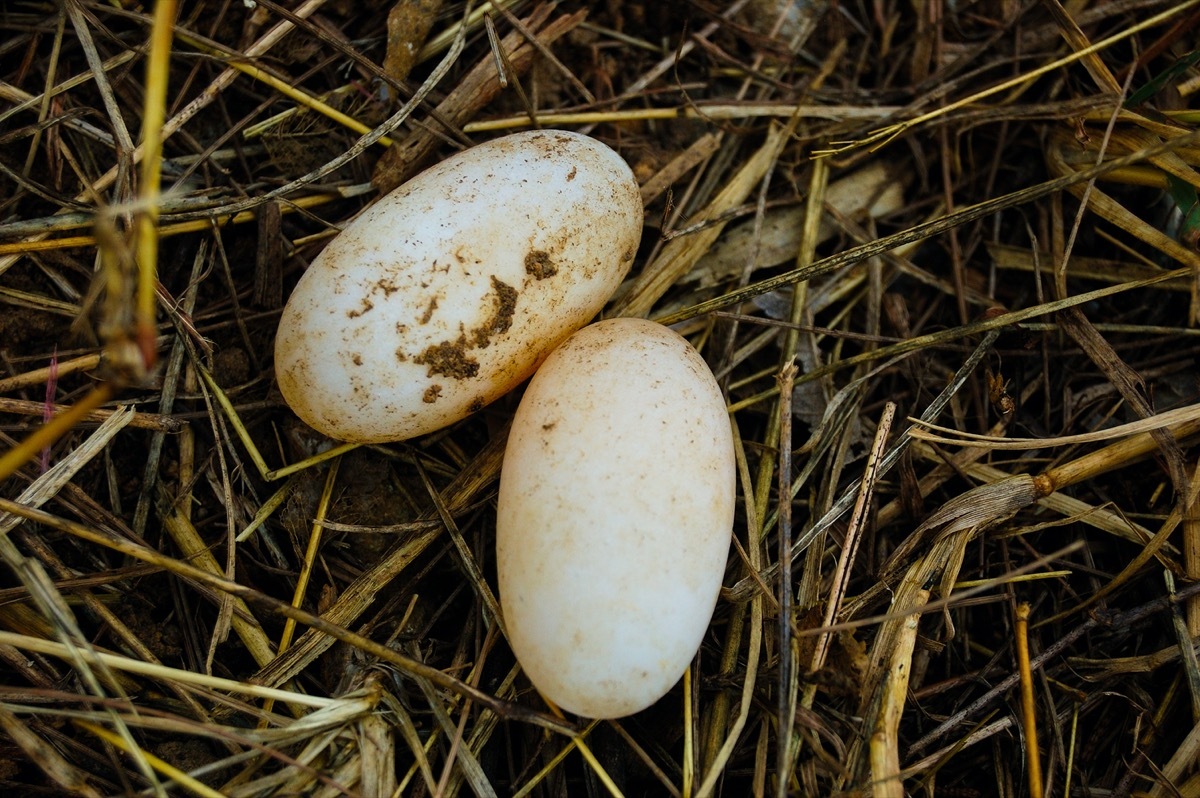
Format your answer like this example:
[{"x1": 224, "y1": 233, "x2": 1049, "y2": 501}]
[{"x1": 2, "y1": 0, "x2": 1200, "y2": 794}]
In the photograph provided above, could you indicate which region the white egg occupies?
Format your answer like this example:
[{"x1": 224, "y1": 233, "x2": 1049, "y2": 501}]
[
  {"x1": 275, "y1": 130, "x2": 642, "y2": 443},
  {"x1": 497, "y1": 318, "x2": 736, "y2": 719}
]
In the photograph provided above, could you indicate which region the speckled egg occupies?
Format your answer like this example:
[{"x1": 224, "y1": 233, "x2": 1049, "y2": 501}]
[
  {"x1": 275, "y1": 130, "x2": 642, "y2": 443},
  {"x1": 497, "y1": 318, "x2": 736, "y2": 718}
]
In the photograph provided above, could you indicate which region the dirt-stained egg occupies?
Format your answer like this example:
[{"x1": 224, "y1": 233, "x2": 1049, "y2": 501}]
[
  {"x1": 497, "y1": 318, "x2": 736, "y2": 719},
  {"x1": 275, "y1": 130, "x2": 642, "y2": 443}
]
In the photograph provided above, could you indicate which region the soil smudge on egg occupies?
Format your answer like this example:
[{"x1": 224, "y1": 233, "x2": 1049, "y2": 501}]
[
  {"x1": 414, "y1": 277, "x2": 516, "y2": 378},
  {"x1": 524, "y1": 250, "x2": 558, "y2": 279}
]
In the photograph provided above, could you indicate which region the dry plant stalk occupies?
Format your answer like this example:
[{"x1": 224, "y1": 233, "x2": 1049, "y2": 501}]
[
  {"x1": 372, "y1": 4, "x2": 587, "y2": 193},
  {"x1": 1014, "y1": 602, "x2": 1044, "y2": 798}
]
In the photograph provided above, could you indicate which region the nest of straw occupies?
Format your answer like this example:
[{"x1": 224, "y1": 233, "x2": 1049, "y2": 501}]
[{"x1": 2, "y1": 0, "x2": 1200, "y2": 795}]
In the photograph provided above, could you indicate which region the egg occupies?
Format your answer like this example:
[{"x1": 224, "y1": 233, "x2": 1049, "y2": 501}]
[
  {"x1": 496, "y1": 318, "x2": 736, "y2": 718},
  {"x1": 275, "y1": 130, "x2": 642, "y2": 443}
]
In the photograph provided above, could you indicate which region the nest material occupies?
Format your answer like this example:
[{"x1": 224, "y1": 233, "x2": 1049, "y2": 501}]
[{"x1": 1, "y1": 0, "x2": 1200, "y2": 795}]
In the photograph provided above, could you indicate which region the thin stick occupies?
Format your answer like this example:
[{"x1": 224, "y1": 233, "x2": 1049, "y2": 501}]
[
  {"x1": 0, "y1": 353, "x2": 103, "y2": 392},
  {"x1": 1064, "y1": 702, "x2": 1079, "y2": 798},
  {"x1": 0, "y1": 396, "x2": 180, "y2": 432},
  {"x1": 815, "y1": 402, "x2": 895, "y2": 668},
  {"x1": 775, "y1": 359, "x2": 797, "y2": 798},
  {"x1": 683, "y1": 667, "x2": 694, "y2": 798},
  {"x1": 463, "y1": 103, "x2": 899, "y2": 132},
  {"x1": 134, "y1": 0, "x2": 177, "y2": 371},
  {"x1": 220, "y1": 56, "x2": 394, "y2": 146},
  {"x1": 279, "y1": 458, "x2": 338, "y2": 656},
  {"x1": 1014, "y1": 603, "x2": 1043, "y2": 798}
]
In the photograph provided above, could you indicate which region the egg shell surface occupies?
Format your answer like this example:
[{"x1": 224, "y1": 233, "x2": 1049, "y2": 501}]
[
  {"x1": 275, "y1": 130, "x2": 642, "y2": 443},
  {"x1": 497, "y1": 317, "x2": 736, "y2": 719}
]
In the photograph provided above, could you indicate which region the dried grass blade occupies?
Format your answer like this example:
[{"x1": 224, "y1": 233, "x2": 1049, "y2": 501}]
[
  {"x1": 373, "y1": 6, "x2": 584, "y2": 193},
  {"x1": 0, "y1": 1, "x2": 333, "y2": 283},
  {"x1": 1163, "y1": 571, "x2": 1200, "y2": 720},
  {"x1": 987, "y1": 242, "x2": 1193, "y2": 290},
  {"x1": 730, "y1": 331, "x2": 1000, "y2": 604},
  {"x1": 1056, "y1": 308, "x2": 1189, "y2": 497},
  {"x1": 1042, "y1": 414, "x2": 1200, "y2": 491},
  {"x1": 392, "y1": 696, "x2": 439, "y2": 794},
  {"x1": 512, "y1": 720, "x2": 601, "y2": 798},
  {"x1": 1047, "y1": 134, "x2": 1200, "y2": 269},
  {"x1": 248, "y1": 428, "x2": 506, "y2": 690},
  {"x1": 0, "y1": 384, "x2": 115, "y2": 483},
  {"x1": 0, "y1": 407, "x2": 133, "y2": 525},
  {"x1": 133, "y1": 0, "x2": 176, "y2": 372},
  {"x1": 1147, "y1": 718, "x2": 1200, "y2": 798},
  {"x1": 1045, "y1": 485, "x2": 1197, "y2": 625},
  {"x1": 0, "y1": 702, "x2": 102, "y2": 797},
  {"x1": 416, "y1": 459, "x2": 505, "y2": 632},
  {"x1": 0, "y1": 497, "x2": 576, "y2": 736},
  {"x1": 277, "y1": 458, "x2": 340, "y2": 657},
  {"x1": 188, "y1": 23, "x2": 466, "y2": 221},
  {"x1": 1041, "y1": 0, "x2": 1121, "y2": 93},
  {"x1": 868, "y1": 586, "x2": 927, "y2": 798},
  {"x1": 815, "y1": 0, "x2": 1200, "y2": 155},
  {"x1": 849, "y1": 529, "x2": 970, "y2": 789},
  {"x1": 218, "y1": 55, "x2": 395, "y2": 147},
  {"x1": 0, "y1": 630, "x2": 332, "y2": 710},
  {"x1": 1188, "y1": 461, "x2": 1200, "y2": 637},
  {"x1": 0, "y1": 503, "x2": 159, "y2": 791},
  {"x1": 410, "y1": 662, "x2": 500, "y2": 798},
  {"x1": 775, "y1": 360, "x2": 798, "y2": 798},
  {"x1": 613, "y1": 124, "x2": 787, "y2": 318},
  {"x1": 198, "y1": 365, "x2": 357, "y2": 482},
  {"x1": 63, "y1": 2, "x2": 135, "y2": 162},
  {"x1": 158, "y1": 492, "x2": 278, "y2": 669},
  {"x1": 417, "y1": 0, "x2": 523, "y2": 62},
  {"x1": 0, "y1": 50, "x2": 136, "y2": 131},
  {"x1": 640, "y1": 132, "x2": 723, "y2": 206},
  {"x1": 908, "y1": 401, "x2": 1200, "y2": 449},
  {"x1": 913, "y1": 442, "x2": 1166, "y2": 552},
  {"x1": 463, "y1": 103, "x2": 902, "y2": 133},
  {"x1": 657, "y1": 128, "x2": 1200, "y2": 327},
  {"x1": 696, "y1": 418, "x2": 765, "y2": 798},
  {"x1": 356, "y1": 711, "x2": 396, "y2": 798},
  {"x1": 446, "y1": 663, "x2": 524, "y2": 796}
]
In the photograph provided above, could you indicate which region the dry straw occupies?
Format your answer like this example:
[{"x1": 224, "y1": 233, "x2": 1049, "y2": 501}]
[{"x1": 3, "y1": 0, "x2": 1200, "y2": 795}]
